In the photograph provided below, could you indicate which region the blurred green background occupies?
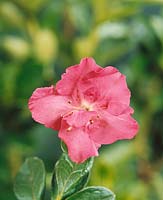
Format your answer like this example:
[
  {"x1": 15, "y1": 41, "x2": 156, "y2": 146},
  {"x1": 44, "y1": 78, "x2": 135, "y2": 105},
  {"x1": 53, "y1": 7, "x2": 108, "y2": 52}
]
[{"x1": 0, "y1": 0, "x2": 163, "y2": 199}]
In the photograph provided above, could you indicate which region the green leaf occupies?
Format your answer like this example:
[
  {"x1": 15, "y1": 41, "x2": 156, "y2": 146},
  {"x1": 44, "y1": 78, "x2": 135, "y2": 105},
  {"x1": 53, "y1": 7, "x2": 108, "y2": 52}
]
[
  {"x1": 16, "y1": 59, "x2": 43, "y2": 100},
  {"x1": 66, "y1": 186, "x2": 115, "y2": 200},
  {"x1": 61, "y1": 141, "x2": 68, "y2": 153},
  {"x1": 52, "y1": 153, "x2": 93, "y2": 200},
  {"x1": 14, "y1": 157, "x2": 46, "y2": 200}
]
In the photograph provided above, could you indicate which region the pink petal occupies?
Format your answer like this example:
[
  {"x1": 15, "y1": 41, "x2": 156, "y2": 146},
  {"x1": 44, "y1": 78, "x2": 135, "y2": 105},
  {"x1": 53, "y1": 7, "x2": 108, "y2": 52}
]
[
  {"x1": 89, "y1": 111, "x2": 138, "y2": 144},
  {"x1": 28, "y1": 86, "x2": 73, "y2": 130},
  {"x1": 59, "y1": 120, "x2": 99, "y2": 163},
  {"x1": 81, "y1": 67, "x2": 131, "y2": 106},
  {"x1": 106, "y1": 74, "x2": 131, "y2": 105},
  {"x1": 56, "y1": 57, "x2": 101, "y2": 96},
  {"x1": 108, "y1": 101, "x2": 134, "y2": 116},
  {"x1": 64, "y1": 110, "x2": 97, "y2": 127}
]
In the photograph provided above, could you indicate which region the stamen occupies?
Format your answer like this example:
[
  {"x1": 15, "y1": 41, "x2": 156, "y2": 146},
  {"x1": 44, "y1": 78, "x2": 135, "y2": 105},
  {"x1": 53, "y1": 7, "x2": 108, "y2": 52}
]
[
  {"x1": 89, "y1": 119, "x2": 94, "y2": 124},
  {"x1": 63, "y1": 111, "x2": 73, "y2": 118},
  {"x1": 67, "y1": 126, "x2": 72, "y2": 132},
  {"x1": 81, "y1": 100, "x2": 94, "y2": 111}
]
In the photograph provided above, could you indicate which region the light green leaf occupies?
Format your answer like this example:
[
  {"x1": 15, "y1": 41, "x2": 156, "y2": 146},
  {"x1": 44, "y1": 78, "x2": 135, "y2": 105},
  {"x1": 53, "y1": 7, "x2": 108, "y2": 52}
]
[
  {"x1": 66, "y1": 186, "x2": 115, "y2": 200},
  {"x1": 61, "y1": 141, "x2": 68, "y2": 153},
  {"x1": 53, "y1": 153, "x2": 93, "y2": 200},
  {"x1": 14, "y1": 157, "x2": 46, "y2": 200}
]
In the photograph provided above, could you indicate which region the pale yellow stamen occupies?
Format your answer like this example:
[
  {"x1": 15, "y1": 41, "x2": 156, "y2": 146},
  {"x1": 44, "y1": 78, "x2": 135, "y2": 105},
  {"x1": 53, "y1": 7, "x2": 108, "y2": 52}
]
[
  {"x1": 81, "y1": 100, "x2": 94, "y2": 111},
  {"x1": 67, "y1": 126, "x2": 72, "y2": 132}
]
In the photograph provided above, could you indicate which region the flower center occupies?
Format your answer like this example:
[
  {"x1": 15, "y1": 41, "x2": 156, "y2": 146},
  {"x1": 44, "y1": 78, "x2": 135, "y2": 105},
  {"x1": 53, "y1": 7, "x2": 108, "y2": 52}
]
[{"x1": 81, "y1": 100, "x2": 94, "y2": 111}]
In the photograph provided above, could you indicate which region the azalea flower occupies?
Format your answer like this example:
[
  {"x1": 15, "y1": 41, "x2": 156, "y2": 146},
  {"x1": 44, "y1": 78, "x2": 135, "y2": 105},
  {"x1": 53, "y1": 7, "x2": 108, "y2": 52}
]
[{"x1": 28, "y1": 58, "x2": 139, "y2": 163}]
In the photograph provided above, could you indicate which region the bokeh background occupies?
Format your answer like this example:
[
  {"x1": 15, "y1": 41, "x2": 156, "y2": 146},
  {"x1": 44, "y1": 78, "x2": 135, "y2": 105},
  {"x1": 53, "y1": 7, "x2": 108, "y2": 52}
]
[{"x1": 0, "y1": 0, "x2": 163, "y2": 199}]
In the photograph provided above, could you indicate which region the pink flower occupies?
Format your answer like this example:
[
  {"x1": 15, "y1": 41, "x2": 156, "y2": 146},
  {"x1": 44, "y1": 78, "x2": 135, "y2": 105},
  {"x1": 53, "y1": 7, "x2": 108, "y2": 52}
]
[{"x1": 28, "y1": 58, "x2": 139, "y2": 163}]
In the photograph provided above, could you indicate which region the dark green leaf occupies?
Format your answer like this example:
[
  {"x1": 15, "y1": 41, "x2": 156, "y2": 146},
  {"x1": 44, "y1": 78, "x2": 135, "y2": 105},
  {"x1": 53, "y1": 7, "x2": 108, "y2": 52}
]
[
  {"x1": 66, "y1": 186, "x2": 115, "y2": 200},
  {"x1": 14, "y1": 157, "x2": 46, "y2": 200},
  {"x1": 52, "y1": 153, "x2": 93, "y2": 200},
  {"x1": 16, "y1": 59, "x2": 43, "y2": 99}
]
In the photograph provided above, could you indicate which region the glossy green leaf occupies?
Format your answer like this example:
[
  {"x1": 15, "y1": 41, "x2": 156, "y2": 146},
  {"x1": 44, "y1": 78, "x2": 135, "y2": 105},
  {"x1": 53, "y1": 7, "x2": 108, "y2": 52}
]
[
  {"x1": 53, "y1": 153, "x2": 93, "y2": 200},
  {"x1": 14, "y1": 157, "x2": 46, "y2": 200},
  {"x1": 66, "y1": 186, "x2": 115, "y2": 200}
]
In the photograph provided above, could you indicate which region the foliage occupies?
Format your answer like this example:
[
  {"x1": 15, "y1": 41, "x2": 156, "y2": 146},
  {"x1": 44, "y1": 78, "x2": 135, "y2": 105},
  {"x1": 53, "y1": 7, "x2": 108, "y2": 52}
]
[
  {"x1": 0, "y1": 0, "x2": 163, "y2": 200},
  {"x1": 14, "y1": 157, "x2": 46, "y2": 200},
  {"x1": 53, "y1": 153, "x2": 93, "y2": 199},
  {"x1": 14, "y1": 154, "x2": 115, "y2": 200}
]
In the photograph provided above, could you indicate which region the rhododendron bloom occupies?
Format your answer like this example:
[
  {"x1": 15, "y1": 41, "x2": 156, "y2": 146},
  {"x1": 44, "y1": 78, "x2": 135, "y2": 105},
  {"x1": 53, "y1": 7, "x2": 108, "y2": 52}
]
[{"x1": 28, "y1": 58, "x2": 139, "y2": 163}]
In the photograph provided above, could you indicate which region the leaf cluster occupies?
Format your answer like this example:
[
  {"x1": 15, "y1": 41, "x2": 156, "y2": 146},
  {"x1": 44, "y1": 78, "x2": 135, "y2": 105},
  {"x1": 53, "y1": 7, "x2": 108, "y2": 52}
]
[{"x1": 14, "y1": 154, "x2": 115, "y2": 200}]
